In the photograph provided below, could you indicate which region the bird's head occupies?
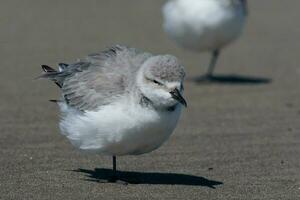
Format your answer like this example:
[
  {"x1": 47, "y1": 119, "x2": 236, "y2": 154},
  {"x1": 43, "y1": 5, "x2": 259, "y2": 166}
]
[{"x1": 137, "y1": 55, "x2": 187, "y2": 110}]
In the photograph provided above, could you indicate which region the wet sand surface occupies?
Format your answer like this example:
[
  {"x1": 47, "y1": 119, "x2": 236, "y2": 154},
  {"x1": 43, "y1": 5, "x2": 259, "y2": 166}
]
[{"x1": 0, "y1": 0, "x2": 299, "y2": 199}]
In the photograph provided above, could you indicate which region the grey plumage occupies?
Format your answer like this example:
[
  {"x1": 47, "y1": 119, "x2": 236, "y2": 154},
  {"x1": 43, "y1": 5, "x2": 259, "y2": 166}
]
[
  {"x1": 40, "y1": 45, "x2": 185, "y2": 112},
  {"x1": 145, "y1": 55, "x2": 185, "y2": 82},
  {"x1": 58, "y1": 63, "x2": 69, "y2": 72},
  {"x1": 41, "y1": 45, "x2": 150, "y2": 111}
]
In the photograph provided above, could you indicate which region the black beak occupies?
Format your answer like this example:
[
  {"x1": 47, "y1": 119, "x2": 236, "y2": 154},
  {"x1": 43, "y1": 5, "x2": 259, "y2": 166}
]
[{"x1": 170, "y1": 88, "x2": 187, "y2": 107}]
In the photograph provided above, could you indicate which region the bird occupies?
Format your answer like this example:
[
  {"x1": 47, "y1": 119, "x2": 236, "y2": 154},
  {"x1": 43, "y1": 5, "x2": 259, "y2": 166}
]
[
  {"x1": 162, "y1": 0, "x2": 248, "y2": 79},
  {"x1": 40, "y1": 45, "x2": 187, "y2": 183}
]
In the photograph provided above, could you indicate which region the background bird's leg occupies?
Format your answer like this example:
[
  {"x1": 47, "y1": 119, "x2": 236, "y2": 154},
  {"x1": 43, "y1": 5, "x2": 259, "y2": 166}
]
[
  {"x1": 112, "y1": 155, "x2": 117, "y2": 181},
  {"x1": 105, "y1": 155, "x2": 118, "y2": 183},
  {"x1": 206, "y1": 49, "x2": 220, "y2": 78}
]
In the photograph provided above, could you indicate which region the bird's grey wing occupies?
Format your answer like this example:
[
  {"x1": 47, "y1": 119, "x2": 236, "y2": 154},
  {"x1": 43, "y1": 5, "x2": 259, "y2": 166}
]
[
  {"x1": 61, "y1": 63, "x2": 127, "y2": 111},
  {"x1": 40, "y1": 45, "x2": 151, "y2": 111}
]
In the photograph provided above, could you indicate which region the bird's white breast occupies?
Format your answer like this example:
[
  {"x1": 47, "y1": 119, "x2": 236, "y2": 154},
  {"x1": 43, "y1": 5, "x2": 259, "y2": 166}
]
[
  {"x1": 59, "y1": 99, "x2": 182, "y2": 156},
  {"x1": 163, "y1": 0, "x2": 246, "y2": 51}
]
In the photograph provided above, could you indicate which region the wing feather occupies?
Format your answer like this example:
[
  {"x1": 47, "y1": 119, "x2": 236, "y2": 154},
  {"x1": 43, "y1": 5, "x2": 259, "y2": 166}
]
[{"x1": 41, "y1": 45, "x2": 152, "y2": 111}]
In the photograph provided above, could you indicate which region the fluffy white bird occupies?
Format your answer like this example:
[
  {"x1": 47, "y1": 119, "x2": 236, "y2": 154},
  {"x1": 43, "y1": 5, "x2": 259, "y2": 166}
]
[
  {"x1": 40, "y1": 45, "x2": 187, "y2": 183},
  {"x1": 163, "y1": 0, "x2": 248, "y2": 78}
]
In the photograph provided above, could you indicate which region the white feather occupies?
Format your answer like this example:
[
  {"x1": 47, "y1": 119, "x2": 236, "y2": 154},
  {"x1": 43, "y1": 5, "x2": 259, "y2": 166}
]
[{"x1": 59, "y1": 97, "x2": 182, "y2": 156}]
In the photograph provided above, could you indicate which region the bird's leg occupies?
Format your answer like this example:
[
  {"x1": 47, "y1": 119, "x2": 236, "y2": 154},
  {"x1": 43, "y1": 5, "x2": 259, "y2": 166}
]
[
  {"x1": 106, "y1": 155, "x2": 128, "y2": 185},
  {"x1": 206, "y1": 49, "x2": 220, "y2": 78},
  {"x1": 110, "y1": 155, "x2": 117, "y2": 182},
  {"x1": 113, "y1": 155, "x2": 117, "y2": 178}
]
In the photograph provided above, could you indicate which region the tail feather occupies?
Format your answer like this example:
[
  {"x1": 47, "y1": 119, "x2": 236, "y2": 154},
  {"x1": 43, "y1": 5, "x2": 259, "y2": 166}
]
[
  {"x1": 49, "y1": 99, "x2": 63, "y2": 103},
  {"x1": 42, "y1": 65, "x2": 57, "y2": 73},
  {"x1": 40, "y1": 65, "x2": 63, "y2": 88},
  {"x1": 55, "y1": 82, "x2": 62, "y2": 88}
]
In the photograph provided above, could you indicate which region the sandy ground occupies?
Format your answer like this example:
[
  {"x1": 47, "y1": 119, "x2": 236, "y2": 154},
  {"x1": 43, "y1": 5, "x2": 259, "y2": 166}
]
[{"x1": 0, "y1": 0, "x2": 300, "y2": 199}]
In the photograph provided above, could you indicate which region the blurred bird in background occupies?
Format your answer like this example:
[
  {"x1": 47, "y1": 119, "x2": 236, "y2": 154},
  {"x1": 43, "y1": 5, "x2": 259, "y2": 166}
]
[{"x1": 162, "y1": 0, "x2": 248, "y2": 79}]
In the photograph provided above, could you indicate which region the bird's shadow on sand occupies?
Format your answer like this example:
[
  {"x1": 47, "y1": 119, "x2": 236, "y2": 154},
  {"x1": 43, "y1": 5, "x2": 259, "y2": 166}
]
[
  {"x1": 188, "y1": 74, "x2": 272, "y2": 85},
  {"x1": 73, "y1": 168, "x2": 223, "y2": 188}
]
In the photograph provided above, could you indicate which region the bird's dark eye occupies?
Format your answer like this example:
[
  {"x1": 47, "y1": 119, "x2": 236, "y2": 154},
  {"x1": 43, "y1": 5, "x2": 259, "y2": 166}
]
[{"x1": 153, "y1": 80, "x2": 162, "y2": 85}]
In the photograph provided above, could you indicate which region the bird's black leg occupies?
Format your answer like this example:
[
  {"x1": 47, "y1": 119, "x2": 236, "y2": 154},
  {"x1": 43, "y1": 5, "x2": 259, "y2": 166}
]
[
  {"x1": 106, "y1": 155, "x2": 127, "y2": 185},
  {"x1": 206, "y1": 49, "x2": 220, "y2": 78},
  {"x1": 110, "y1": 155, "x2": 117, "y2": 182}
]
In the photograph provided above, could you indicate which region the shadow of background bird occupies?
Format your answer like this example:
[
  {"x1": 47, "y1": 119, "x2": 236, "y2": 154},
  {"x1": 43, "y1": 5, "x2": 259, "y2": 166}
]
[{"x1": 188, "y1": 74, "x2": 272, "y2": 85}]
